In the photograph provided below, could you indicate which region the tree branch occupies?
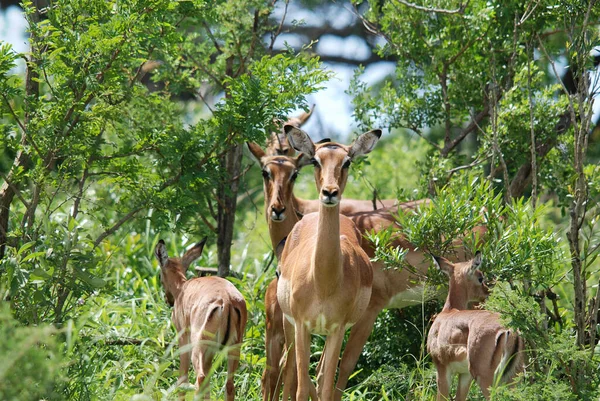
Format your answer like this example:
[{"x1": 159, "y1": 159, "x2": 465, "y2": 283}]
[{"x1": 393, "y1": 0, "x2": 468, "y2": 15}]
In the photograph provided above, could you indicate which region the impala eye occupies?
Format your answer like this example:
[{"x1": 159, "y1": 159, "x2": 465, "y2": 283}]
[
  {"x1": 262, "y1": 170, "x2": 269, "y2": 179},
  {"x1": 342, "y1": 159, "x2": 351, "y2": 169},
  {"x1": 311, "y1": 158, "x2": 320, "y2": 167},
  {"x1": 478, "y1": 276, "x2": 484, "y2": 284},
  {"x1": 291, "y1": 171, "x2": 298, "y2": 181}
]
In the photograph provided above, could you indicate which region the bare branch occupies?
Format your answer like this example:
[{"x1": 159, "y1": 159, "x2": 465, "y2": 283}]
[
  {"x1": 393, "y1": 0, "x2": 468, "y2": 15},
  {"x1": 93, "y1": 207, "x2": 143, "y2": 248},
  {"x1": 269, "y1": 0, "x2": 289, "y2": 54}
]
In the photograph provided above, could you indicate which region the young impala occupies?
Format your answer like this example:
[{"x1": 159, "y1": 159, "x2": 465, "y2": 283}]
[
  {"x1": 154, "y1": 239, "x2": 248, "y2": 401},
  {"x1": 277, "y1": 125, "x2": 381, "y2": 401},
  {"x1": 427, "y1": 252, "x2": 524, "y2": 401}
]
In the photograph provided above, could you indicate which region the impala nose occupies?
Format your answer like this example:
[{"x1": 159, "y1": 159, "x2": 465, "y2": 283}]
[
  {"x1": 321, "y1": 187, "x2": 339, "y2": 206},
  {"x1": 271, "y1": 206, "x2": 286, "y2": 221}
]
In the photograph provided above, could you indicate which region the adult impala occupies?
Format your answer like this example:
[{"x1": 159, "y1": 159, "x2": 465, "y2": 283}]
[
  {"x1": 246, "y1": 146, "x2": 308, "y2": 401},
  {"x1": 247, "y1": 141, "x2": 430, "y2": 401},
  {"x1": 277, "y1": 126, "x2": 381, "y2": 401},
  {"x1": 154, "y1": 239, "x2": 248, "y2": 401},
  {"x1": 427, "y1": 252, "x2": 524, "y2": 401}
]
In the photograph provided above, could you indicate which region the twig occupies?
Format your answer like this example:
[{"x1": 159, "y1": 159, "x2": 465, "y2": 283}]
[
  {"x1": 93, "y1": 207, "x2": 143, "y2": 248},
  {"x1": 0, "y1": 170, "x2": 30, "y2": 209},
  {"x1": 269, "y1": 0, "x2": 290, "y2": 54},
  {"x1": 526, "y1": 39, "x2": 537, "y2": 209},
  {"x1": 446, "y1": 156, "x2": 488, "y2": 180},
  {"x1": 203, "y1": 21, "x2": 223, "y2": 54},
  {"x1": 393, "y1": 0, "x2": 468, "y2": 15}
]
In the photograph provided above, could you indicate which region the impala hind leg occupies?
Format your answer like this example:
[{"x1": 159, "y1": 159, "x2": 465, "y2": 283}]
[
  {"x1": 435, "y1": 364, "x2": 451, "y2": 401},
  {"x1": 192, "y1": 340, "x2": 215, "y2": 400},
  {"x1": 319, "y1": 328, "x2": 345, "y2": 401},
  {"x1": 334, "y1": 305, "x2": 380, "y2": 401},
  {"x1": 455, "y1": 373, "x2": 473, "y2": 401},
  {"x1": 226, "y1": 345, "x2": 241, "y2": 401}
]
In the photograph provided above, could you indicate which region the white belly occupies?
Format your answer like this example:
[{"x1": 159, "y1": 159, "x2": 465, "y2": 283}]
[{"x1": 386, "y1": 285, "x2": 425, "y2": 309}]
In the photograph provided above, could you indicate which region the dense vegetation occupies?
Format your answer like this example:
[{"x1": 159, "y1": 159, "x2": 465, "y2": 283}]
[{"x1": 0, "y1": 0, "x2": 599, "y2": 400}]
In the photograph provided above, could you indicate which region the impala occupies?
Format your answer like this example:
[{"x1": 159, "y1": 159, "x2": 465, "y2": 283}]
[
  {"x1": 248, "y1": 141, "x2": 433, "y2": 401},
  {"x1": 248, "y1": 139, "x2": 489, "y2": 400},
  {"x1": 263, "y1": 107, "x2": 397, "y2": 214},
  {"x1": 154, "y1": 239, "x2": 248, "y2": 401},
  {"x1": 245, "y1": 147, "x2": 308, "y2": 401},
  {"x1": 427, "y1": 252, "x2": 524, "y2": 401},
  {"x1": 277, "y1": 125, "x2": 382, "y2": 401}
]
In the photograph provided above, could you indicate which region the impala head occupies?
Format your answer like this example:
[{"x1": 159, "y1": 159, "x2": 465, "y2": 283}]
[
  {"x1": 284, "y1": 125, "x2": 382, "y2": 207},
  {"x1": 154, "y1": 238, "x2": 207, "y2": 306},
  {"x1": 248, "y1": 143, "x2": 311, "y2": 222},
  {"x1": 432, "y1": 251, "x2": 490, "y2": 309},
  {"x1": 266, "y1": 106, "x2": 315, "y2": 156}
]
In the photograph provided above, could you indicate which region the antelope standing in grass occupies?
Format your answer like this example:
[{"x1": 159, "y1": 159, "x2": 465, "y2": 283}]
[
  {"x1": 246, "y1": 145, "x2": 308, "y2": 401},
  {"x1": 277, "y1": 126, "x2": 382, "y2": 401},
  {"x1": 427, "y1": 252, "x2": 524, "y2": 401},
  {"x1": 248, "y1": 140, "x2": 483, "y2": 401},
  {"x1": 249, "y1": 135, "x2": 426, "y2": 401},
  {"x1": 154, "y1": 239, "x2": 248, "y2": 401}
]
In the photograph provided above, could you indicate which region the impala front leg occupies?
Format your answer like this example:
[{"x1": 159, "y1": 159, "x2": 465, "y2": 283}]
[
  {"x1": 177, "y1": 330, "x2": 191, "y2": 400},
  {"x1": 295, "y1": 324, "x2": 312, "y2": 401},
  {"x1": 334, "y1": 304, "x2": 381, "y2": 401},
  {"x1": 282, "y1": 319, "x2": 297, "y2": 401},
  {"x1": 320, "y1": 327, "x2": 345, "y2": 401}
]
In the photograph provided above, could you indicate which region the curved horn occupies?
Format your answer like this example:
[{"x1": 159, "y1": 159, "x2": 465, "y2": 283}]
[{"x1": 286, "y1": 104, "x2": 315, "y2": 127}]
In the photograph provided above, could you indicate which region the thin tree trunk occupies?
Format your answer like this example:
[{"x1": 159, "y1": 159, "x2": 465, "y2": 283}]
[
  {"x1": 216, "y1": 144, "x2": 243, "y2": 277},
  {"x1": 0, "y1": 1, "x2": 41, "y2": 261}
]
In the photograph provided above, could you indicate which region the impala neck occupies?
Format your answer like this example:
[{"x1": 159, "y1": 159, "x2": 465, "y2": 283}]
[
  {"x1": 293, "y1": 196, "x2": 310, "y2": 214},
  {"x1": 313, "y1": 202, "x2": 342, "y2": 295},
  {"x1": 443, "y1": 280, "x2": 469, "y2": 312},
  {"x1": 267, "y1": 199, "x2": 299, "y2": 251},
  {"x1": 165, "y1": 268, "x2": 187, "y2": 302}
]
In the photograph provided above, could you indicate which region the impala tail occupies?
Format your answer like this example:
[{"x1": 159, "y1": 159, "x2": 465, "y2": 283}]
[
  {"x1": 221, "y1": 302, "x2": 243, "y2": 347},
  {"x1": 495, "y1": 330, "x2": 525, "y2": 384}
]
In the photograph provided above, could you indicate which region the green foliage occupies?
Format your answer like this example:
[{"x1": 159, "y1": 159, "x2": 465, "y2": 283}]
[{"x1": 0, "y1": 303, "x2": 66, "y2": 400}]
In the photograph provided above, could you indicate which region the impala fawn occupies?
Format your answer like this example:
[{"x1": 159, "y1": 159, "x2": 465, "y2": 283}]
[
  {"x1": 154, "y1": 238, "x2": 248, "y2": 400},
  {"x1": 427, "y1": 252, "x2": 524, "y2": 401}
]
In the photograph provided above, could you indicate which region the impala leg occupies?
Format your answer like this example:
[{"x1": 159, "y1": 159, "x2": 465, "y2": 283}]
[
  {"x1": 226, "y1": 345, "x2": 241, "y2": 401},
  {"x1": 294, "y1": 324, "x2": 312, "y2": 401},
  {"x1": 334, "y1": 304, "x2": 380, "y2": 401},
  {"x1": 475, "y1": 373, "x2": 494, "y2": 400},
  {"x1": 455, "y1": 373, "x2": 473, "y2": 401},
  {"x1": 177, "y1": 331, "x2": 191, "y2": 400},
  {"x1": 435, "y1": 365, "x2": 451, "y2": 401},
  {"x1": 282, "y1": 319, "x2": 297, "y2": 401},
  {"x1": 318, "y1": 327, "x2": 344, "y2": 401},
  {"x1": 315, "y1": 342, "x2": 326, "y2": 394},
  {"x1": 263, "y1": 327, "x2": 284, "y2": 401},
  {"x1": 192, "y1": 339, "x2": 214, "y2": 400}
]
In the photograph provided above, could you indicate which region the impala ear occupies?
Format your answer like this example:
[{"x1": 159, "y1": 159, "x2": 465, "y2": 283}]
[
  {"x1": 295, "y1": 153, "x2": 313, "y2": 169},
  {"x1": 247, "y1": 142, "x2": 266, "y2": 163},
  {"x1": 349, "y1": 129, "x2": 382, "y2": 159},
  {"x1": 154, "y1": 239, "x2": 169, "y2": 268},
  {"x1": 431, "y1": 254, "x2": 454, "y2": 276},
  {"x1": 284, "y1": 125, "x2": 315, "y2": 157},
  {"x1": 468, "y1": 251, "x2": 483, "y2": 274},
  {"x1": 181, "y1": 237, "x2": 207, "y2": 273}
]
